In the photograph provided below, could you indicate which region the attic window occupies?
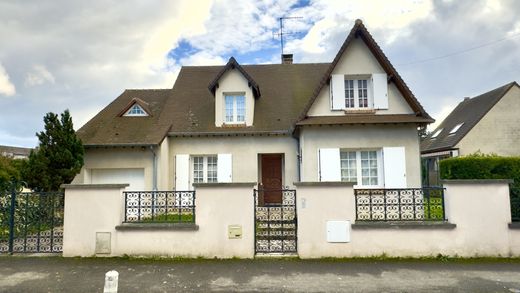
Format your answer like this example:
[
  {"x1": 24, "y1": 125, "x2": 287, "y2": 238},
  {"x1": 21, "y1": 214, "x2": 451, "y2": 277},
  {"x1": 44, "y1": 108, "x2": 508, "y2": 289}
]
[
  {"x1": 449, "y1": 123, "x2": 464, "y2": 134},
  {"x1": 125, "y1": 104, "x2": 148, "y2": 117},
  {"x1": 431, "y1": 128, "x2": 443, "y2": 139}
]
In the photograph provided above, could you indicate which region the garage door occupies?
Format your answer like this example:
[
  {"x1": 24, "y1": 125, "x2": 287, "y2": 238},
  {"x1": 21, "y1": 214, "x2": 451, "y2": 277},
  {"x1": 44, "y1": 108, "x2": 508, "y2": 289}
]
[{"x1": 91, "y1": 168, "x2": 145, "y2": 191}]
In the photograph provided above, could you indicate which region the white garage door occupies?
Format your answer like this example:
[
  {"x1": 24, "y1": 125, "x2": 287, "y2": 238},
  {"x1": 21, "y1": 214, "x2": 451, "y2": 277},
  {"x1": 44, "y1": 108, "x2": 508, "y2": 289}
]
[{"x1": 91, "y1": 168, "x2": 145, "y2": 191}]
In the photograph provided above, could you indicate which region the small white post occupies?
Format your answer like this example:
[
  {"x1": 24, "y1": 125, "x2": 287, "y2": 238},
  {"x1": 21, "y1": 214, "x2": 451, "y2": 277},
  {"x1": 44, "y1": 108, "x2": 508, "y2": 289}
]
[{"x1": 103, "y1": 270, "x2": 119, "y2": 293}]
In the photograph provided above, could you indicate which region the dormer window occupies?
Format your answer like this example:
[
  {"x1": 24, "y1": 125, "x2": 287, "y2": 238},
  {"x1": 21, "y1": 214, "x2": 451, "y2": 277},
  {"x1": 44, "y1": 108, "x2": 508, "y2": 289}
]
[
  {"x1": 224, "y1": 94, "x2": 245, "y2": 124},
  {"x1": 124, "y1": 104, "x2": 148, "y2": 117}
]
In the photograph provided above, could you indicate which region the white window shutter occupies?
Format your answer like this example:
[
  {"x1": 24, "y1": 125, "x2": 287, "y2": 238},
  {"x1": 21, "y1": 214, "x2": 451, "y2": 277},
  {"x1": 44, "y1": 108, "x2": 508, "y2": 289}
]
[
  {"x1": 318, "y1": 148, "x2": 341, "y2": 182},
  {"x1": 330, "y1": 74, "x2": 345, "y2": 110},
  {"x1": 175, "y1": 154, "x2": 190, "y2": 190},
  {"x1": 382, "y1": 147, "x2": 406, "y2": 188},
  {"x1": 372, "y1": 73, "x2": 388, "y2": 109},
  {"x1": 217, "y1": 153, "x2": 232, "y2": 183}
]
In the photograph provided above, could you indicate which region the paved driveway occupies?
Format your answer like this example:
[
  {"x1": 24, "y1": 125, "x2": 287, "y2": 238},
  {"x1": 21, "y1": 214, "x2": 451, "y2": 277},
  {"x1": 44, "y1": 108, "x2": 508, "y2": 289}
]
[{"x1": 0, "y1": 257, "x2": 520, "y2": 292}]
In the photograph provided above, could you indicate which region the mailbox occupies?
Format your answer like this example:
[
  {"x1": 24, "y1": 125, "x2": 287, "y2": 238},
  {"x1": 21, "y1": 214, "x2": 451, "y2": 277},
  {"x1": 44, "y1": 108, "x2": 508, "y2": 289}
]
[{"x1": 228, "y1": 225, "x2": 242, "y2": 239}]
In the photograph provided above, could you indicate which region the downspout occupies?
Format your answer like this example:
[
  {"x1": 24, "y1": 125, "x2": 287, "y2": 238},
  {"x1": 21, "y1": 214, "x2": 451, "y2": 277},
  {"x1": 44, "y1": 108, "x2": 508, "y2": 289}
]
[
  {"x1": 296, "y1": 136, "x2": 301, "y2": 182},
  {"x1": 149, "y1": 146, "x2": 157, "y2": 191}
]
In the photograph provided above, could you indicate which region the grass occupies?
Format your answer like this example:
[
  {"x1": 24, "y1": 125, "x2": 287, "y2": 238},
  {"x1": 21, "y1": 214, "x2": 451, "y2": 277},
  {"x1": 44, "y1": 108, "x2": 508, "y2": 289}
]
[{"x1": 137, "y1": 213, "x2": 194, "y2": 223}]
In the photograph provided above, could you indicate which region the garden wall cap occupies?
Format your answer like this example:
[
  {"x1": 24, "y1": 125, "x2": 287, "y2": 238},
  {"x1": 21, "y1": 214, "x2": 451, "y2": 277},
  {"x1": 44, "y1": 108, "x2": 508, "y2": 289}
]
[
  {"x1": 193, "y1": 182, "x2": 257, "y2": 188},
  {"x1": 441, "y1": 179, "x2": 513, "y2": 184},
  {"x1": 60, "y1": 183, "x2": 130, "y2": 189},
  {"x1": 293, "y1": 181, "x2": 356, "y2": 187}
]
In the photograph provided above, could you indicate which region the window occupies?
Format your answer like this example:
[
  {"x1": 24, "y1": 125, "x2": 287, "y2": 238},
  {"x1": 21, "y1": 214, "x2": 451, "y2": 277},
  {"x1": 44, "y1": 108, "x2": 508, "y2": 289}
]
[
  {"x1": 192, "y1": 155, "x2": 218, "y2": 183},
  {"x1": 430, "y1": 128, "x2": 443, "y2": 139},
  {"x1": 449, "y1": 123, "x2": 464, "y2": 134},
  {"x1": 340, "y1": 150, "x2": 381, "y2": 186},
  {"x1": 344, "y1": 79, "x2": 370, "y2": 108},
  {"x1": 125, "y1": 104, "x2": 147, "y2": 116},
  {"x1": 224, "y1": 94, "x2": 246, "y2": 123}
]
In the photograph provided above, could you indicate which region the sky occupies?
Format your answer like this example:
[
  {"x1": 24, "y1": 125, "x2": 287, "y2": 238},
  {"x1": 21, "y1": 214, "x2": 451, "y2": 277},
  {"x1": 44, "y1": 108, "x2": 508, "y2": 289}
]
[{"x1": 0, "y1": 0, "x2": 519, "y2": 147}]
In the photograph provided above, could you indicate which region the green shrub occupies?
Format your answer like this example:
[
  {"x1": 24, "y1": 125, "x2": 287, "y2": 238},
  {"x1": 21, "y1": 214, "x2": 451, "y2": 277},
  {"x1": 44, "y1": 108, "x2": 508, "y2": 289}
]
[{"x1": 440, "y1": 153, "x2": 520, "y2": 220}]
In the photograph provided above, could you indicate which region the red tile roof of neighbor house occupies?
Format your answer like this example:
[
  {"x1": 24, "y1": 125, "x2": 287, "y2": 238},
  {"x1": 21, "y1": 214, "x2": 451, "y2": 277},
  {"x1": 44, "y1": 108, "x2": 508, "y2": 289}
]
[
  {"x1": 77, "y1": 20, "x2": 433, "y2": 147},
  {"x1": 421, "y1": 81, "x2": 519, "y2": 153}
]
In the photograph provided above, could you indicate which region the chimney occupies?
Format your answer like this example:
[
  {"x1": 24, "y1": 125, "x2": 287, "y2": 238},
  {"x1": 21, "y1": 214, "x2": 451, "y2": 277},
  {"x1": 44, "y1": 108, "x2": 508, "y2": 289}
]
[
  {"x1": 282, "y1": 54, "x2": 293, "y2": 64},
  {"x1": 463, "y1": 96, "x2": 470, "y2": 101}
]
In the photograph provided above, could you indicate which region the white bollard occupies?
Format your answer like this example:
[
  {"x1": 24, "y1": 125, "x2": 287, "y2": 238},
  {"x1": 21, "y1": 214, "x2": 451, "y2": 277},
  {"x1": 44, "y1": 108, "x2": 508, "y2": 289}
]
[{"x1": 103, "y1": 270, "x2": 119, "y2": 293}]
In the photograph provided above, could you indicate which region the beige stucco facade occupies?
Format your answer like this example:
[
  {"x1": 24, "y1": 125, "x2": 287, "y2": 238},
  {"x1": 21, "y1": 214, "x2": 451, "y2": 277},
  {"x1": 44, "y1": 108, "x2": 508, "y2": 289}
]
[
  {"x1": 214, "y1": 69, "x2": 255, "y2": 127},
  {"x1": 456, "y1": 85, "x2": 520, "y2": 156},
  {"x1": 307, "y1": 38, "x2": 414, "y2": 117},
  {"x1": 299, "y1": 124, "x2": 422, "y2": 187},
  {"x1": 168, "y1": 135, "x2": 298, "y2": 190},
  {"x1": 73, "y1": 147, "x2": 155, "y2": 190}
]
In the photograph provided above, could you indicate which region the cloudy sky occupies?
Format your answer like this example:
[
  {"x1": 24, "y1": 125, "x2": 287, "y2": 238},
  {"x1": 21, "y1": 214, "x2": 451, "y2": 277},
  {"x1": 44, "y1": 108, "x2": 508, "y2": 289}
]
[{"x1": 0, "y1": 0, "x2": 519, "y2": 147}]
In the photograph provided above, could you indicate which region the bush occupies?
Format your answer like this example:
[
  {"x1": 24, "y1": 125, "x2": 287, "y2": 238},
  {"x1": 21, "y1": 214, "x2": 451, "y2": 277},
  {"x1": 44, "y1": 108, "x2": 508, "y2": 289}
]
[{"x1": 440, "y1": 153, "x2": 520, "y2": 220}]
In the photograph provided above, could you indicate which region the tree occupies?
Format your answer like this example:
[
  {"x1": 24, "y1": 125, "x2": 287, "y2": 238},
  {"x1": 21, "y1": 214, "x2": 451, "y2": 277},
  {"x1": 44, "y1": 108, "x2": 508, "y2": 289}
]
[
  {"x1": 23, "y1": 110, "x2": 84, "y2": 191},
  {"x1": 0, "y1": 156, "x2": 24, "y2": 191}
]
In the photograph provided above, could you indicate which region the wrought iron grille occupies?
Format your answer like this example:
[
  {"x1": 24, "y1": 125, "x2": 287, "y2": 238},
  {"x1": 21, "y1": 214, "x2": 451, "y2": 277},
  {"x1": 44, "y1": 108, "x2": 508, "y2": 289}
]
[
  {"x1": 123, "y1": 191, "x2": 195, "y2": 223},
  {"x1": 0, "y1": 191, "x2": 64, "y2": 254},
  {"x1": 355, "y1": 187, "x2": 446, "y2": 221},
  {"x1": 511, "y1": 186, "x2": 520, "y2": 222},
  {"x1": 254, "y1": 189, "x2": 297, "y2": 254}
]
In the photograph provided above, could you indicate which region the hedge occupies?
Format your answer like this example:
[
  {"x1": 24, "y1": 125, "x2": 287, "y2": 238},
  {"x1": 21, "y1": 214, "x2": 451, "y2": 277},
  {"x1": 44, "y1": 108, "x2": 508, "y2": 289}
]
[{"x1": 440, "y1": 153, "x2": 520, "y2": 220}]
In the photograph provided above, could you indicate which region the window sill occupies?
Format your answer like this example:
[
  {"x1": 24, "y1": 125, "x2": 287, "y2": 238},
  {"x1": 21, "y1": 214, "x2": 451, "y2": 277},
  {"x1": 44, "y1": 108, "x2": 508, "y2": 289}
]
[
  {"x1": 352, "y1": 221, "x2": 456, "y2": 230},
  {"x1": 115, "y1": 223, "x2": 199, "y2": 231},
  {"x1": 344, "y1": 109, "x2": 376, "y2": 114},
  {"x1": 509, "y1": 222, "x2": 520, "y2": 229},
  {"x1": 222, "y1": 122, "x2": 247, "y2": 128}
]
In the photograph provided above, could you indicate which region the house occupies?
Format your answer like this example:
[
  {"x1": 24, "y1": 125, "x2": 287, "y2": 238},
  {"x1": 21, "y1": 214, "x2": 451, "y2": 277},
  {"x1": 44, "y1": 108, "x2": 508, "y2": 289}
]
[
  {"x1": 0, "y1": 145, "x2": 32, "y2": 160},
  {"x1": 421, "y1": 81, "x2": 520, "y2": 186},
  {"x1": 73, "y1": 19, "x2": 433, "y2": 194}
]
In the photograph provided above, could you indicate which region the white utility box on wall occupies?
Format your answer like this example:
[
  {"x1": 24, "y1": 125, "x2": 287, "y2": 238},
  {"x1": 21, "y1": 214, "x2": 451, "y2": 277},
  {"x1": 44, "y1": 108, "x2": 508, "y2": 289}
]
[{"x1": 326, "y1": 220, "x2": 351, "y2": 243}]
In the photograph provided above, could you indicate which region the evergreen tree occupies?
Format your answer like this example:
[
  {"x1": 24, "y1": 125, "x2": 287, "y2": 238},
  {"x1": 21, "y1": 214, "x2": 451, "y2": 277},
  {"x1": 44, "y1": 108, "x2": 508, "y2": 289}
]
[{"x1": 23, "y1": 110, "x2": 84, "y2": 191}]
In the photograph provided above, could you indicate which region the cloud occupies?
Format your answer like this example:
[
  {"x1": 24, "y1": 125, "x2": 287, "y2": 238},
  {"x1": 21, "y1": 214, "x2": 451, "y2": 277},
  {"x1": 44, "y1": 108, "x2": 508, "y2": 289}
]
[
  {"x1": 0, "y1": 63, "x2": 16, "y2": 96},
  {"x1": 24, "y1": 65, "x2": 55, "y2": 87}
]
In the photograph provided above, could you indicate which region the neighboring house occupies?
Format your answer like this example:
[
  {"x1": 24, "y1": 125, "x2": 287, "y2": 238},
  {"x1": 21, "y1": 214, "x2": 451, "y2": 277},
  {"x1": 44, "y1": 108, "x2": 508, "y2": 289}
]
[
  {"x1": 421, "y1": 81, "x2": 520, "y2": 186},
  {"x1": 0, "y1": 145, "x2": 32, "y2": 160},
  {"x1": 73, "y1": 19, "x2": 433, "y2": 194}
]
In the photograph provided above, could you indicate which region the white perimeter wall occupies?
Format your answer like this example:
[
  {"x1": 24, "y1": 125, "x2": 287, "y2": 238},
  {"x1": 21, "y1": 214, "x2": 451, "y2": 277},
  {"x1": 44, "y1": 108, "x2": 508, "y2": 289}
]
[{"x1": 63, "y1": 181, "x2": 520, "y2": 258}]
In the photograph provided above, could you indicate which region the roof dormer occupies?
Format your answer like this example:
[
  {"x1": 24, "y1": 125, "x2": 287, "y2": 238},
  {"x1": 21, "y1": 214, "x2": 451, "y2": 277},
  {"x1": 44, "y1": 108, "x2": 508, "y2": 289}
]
[
  {"x1": 119, "y1": 98, "x2": 151, "y2": 117},
  {"x1": 209, "y1": 57, "x2": 259, "y2": 127}
]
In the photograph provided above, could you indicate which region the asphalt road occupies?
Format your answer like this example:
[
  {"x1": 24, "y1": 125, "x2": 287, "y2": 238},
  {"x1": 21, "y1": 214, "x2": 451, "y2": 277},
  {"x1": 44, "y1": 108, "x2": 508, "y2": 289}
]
[{"x1": 0, "y1": 257, "x2": 520, "y2": 292}]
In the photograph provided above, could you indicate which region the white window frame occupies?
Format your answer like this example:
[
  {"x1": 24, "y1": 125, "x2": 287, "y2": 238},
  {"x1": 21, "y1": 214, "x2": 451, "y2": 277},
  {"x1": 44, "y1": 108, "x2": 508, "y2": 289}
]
[
  {"x1": 224, "y1": 93, "x2": 246, "y2": 124},
  {"x1": 191, "y1": 155, "x2": 218, "y2": 183},
  {"x1": 124, "y1": 104, "x2": 148, "y2": 116},
  {"x1": 343, "y1": 77, "x2": 372, "y2": 109},
  {"x1": 340, "y1": 149, "x2": 383, "y2": 187}
]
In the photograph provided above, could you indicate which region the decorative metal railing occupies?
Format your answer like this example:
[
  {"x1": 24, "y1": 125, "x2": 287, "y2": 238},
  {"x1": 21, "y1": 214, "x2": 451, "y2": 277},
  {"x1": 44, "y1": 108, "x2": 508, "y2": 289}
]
[
  {"x1": 123, "y1": 191, "x2": 195, "y2": 223},
  {"x1": 355, "y1": 187, "x2": 446, "y2": 221}
]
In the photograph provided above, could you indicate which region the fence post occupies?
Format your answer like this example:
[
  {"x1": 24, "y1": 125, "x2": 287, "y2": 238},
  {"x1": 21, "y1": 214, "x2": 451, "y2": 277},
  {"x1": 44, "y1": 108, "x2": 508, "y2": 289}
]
[{"x1": 8, "y1": 181, "x2": 17, "y2": 254}]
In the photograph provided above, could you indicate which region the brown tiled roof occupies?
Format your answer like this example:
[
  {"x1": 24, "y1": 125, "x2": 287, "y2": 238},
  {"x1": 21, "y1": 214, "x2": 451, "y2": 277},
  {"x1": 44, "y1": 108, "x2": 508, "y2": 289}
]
[
  {"x1": 297, "y1": 19, "x2": 432, "y2": 122},
  {"x1": 162, "y1": 63, "x2": 330, "y2": 134},
  {"x1": 297, "y1": 114, "x2": 434, "y2": 126},
  {"x1": 78, "y1": 20, "x2": 433, "y2": 146},
  {"x1": 76, "y1": 89, "x2": 172, "y2": 146},
  {"x1": 421, "y1": 81, "x2": 519, "y2": 153}
]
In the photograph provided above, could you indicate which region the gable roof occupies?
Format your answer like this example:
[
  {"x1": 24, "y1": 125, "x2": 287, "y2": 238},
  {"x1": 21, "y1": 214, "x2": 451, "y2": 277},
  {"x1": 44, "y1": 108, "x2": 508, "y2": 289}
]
[
  {"x1": 421, "y1": 81, "x2": 519, "y2": 153},
  {"x1": 297, "y1": 19, "x2": 432, "y2": 122},
  {"x1": 208, "y1": 57, "x2": 261, "y2": 99}
]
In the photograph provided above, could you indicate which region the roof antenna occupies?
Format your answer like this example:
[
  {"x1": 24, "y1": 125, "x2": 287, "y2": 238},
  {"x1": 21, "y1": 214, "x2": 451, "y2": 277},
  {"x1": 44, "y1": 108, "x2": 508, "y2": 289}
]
[{"x1": 273, "y1": 16, "x2": 303, "y2": 63}]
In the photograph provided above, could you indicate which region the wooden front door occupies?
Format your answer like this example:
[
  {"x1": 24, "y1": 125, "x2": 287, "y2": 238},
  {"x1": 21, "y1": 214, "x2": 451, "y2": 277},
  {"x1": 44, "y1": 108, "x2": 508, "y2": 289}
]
[{"x1": 261, "y1": 154, "x2": 283, "y2": 204}]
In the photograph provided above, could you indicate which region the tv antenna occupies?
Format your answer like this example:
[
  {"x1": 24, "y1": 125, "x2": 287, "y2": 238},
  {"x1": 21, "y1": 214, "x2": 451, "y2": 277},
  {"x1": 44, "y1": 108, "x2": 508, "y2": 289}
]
[{"x1": 273, "y1": 16, "x2": 303, "y2": 56}]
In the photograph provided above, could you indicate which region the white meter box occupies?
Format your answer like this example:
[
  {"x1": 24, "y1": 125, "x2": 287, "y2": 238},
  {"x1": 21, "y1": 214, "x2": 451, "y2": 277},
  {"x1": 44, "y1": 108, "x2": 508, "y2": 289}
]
[{"x1": 326, "y1": 220, "x2": 351, "y2": 243}]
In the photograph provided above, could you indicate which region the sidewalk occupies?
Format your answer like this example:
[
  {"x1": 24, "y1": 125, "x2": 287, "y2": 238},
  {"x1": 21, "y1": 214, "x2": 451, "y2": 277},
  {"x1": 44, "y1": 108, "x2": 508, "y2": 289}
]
[{"x1": 1, "y1": 257, "x2": 520, "y2": 292}]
